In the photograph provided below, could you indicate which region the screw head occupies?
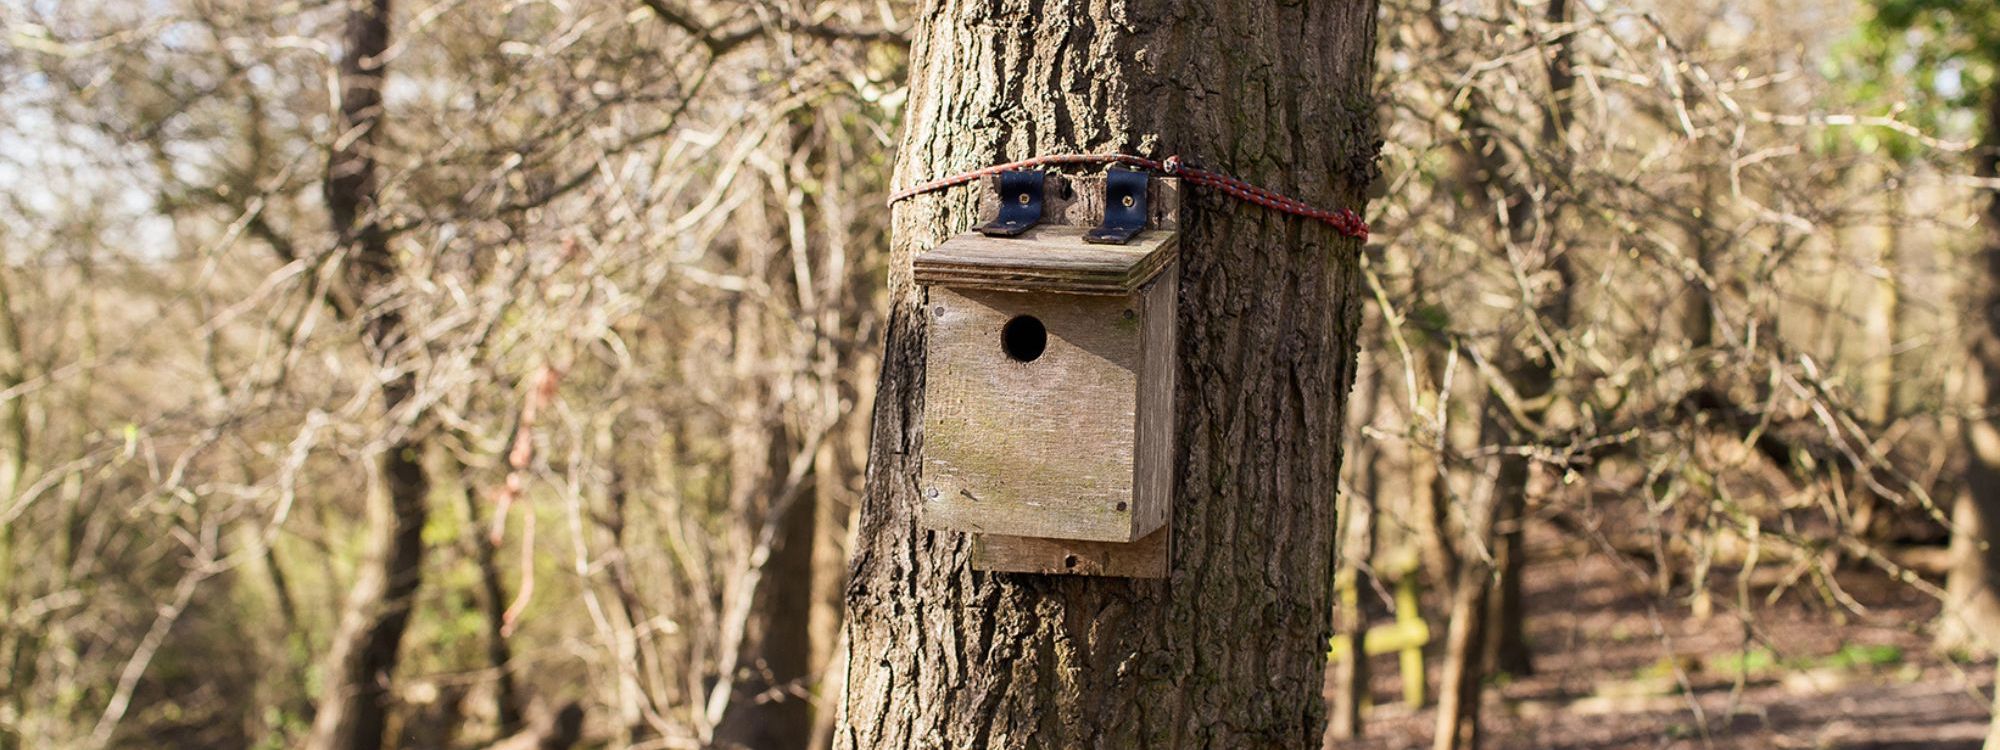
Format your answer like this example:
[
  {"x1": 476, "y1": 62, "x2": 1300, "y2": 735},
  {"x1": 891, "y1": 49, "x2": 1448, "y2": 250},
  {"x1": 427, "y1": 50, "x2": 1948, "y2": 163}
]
[
  {"x1": 924, "y1": 487, "x2": 940, "y2": 500},
  {"x1": 1121, "y1": 195, "x2": 1135, "y2": 208},
  {"x1": 933, "y1": 305, "x2": 946, "y2": 318},
  {"x1": 1017, "y1": 192, "x2": 1031, "y2": 205}
]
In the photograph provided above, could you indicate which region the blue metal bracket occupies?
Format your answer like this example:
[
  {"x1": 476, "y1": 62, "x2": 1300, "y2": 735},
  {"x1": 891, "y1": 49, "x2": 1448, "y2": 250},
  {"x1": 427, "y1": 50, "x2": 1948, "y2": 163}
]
[
  {"x1": 977, "y1": 170, "x2": 1047, "y2": 237},
  {"x1": 1084, "y1": 167, "x2": 1149, "y2": 245}
]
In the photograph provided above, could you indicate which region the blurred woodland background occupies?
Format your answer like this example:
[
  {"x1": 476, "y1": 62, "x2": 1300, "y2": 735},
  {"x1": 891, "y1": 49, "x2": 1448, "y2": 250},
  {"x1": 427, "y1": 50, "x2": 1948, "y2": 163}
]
[{"x1": 2, "y1": 0, "x2": 1999, "y2": 748}]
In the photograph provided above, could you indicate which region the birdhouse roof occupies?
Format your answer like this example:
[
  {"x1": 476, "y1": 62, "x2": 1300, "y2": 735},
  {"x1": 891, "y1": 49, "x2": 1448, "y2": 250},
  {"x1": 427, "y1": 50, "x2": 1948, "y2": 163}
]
[{"x1": 912, "y1": 227, "x2": 1179, "y2": 295}]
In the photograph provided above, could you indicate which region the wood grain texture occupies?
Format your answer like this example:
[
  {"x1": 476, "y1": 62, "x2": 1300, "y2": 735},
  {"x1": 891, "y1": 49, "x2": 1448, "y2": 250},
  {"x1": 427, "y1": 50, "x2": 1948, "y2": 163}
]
[
  {"x1": 1130, "y1": 262, "x2": 1178, "y2": 540},
  {"x1": 966, "y1": 262, "x2": 1177, "y2": 577},
  {"x1": 920, "y1": 287, "x2": 1145, "y2": 541},
  {"x1": 944, "y1": 262, "x2": 1176, "y2": 572},
  {"x1": 973, "y1": 525, "x2": 1170, "y2": 577},
  {"x1": 838, "y1": 0, "x2": 1378, "y2": 746},
  {"x1": 912, "y1": 227, "x2": 1178, "y2": 295}
]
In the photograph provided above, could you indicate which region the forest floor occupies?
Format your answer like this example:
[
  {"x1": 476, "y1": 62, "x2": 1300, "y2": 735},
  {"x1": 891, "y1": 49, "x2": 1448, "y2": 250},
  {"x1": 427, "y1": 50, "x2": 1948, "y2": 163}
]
[{"x1": 1326, "y1": 530, "x2": 1995, "y2": 749}]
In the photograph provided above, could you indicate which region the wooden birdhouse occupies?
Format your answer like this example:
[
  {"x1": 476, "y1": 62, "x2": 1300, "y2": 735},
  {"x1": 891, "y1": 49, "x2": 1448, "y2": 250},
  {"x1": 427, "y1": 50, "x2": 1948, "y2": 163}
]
[{"x1": 915, "y1": 169, "x2": 1180, "y2": 578}]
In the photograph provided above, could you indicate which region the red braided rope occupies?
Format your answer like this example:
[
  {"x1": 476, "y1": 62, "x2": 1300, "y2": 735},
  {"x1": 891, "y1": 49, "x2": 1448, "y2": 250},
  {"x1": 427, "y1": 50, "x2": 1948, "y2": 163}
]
[{"x1": 887, "y1": 153, "x2": 1369, "y2": 241}]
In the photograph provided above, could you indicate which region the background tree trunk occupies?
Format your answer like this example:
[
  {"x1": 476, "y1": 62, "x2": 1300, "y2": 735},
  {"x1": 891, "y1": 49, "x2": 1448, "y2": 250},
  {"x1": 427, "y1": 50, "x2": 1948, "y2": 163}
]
[
  {"x1": 306, "y1": 2, "x2": 433, "y2": 748},
  {"x1": 1941, "y1": 72, "x2": 2000, "y2": 660},
  {"x1": 1411, "y1": 271, "x2": 1461, "y2": 590},
  {"x1": 0, "y1": 267, "x2": 28, "y2": 750},
  {"x1": 1434, "y1": 409, "x2": 1504, "y2": 750},
  {"x1": 713, "y1": 423, "x2": 816, "y2": 750},
  {"x1": 459, "y1": 468, "x2": 524, "y2": 737},
  {"x1": 833, "y1": 2, "x2": 1380, "y2": 747},
  {"x1": 1943, "y1": 77, "x2": 2000, "y2": 739},
  {"x1": 1483, "y1": 0, "x2": 1577, "y2": 681},
  {"x1": 708, "y1": 150, "x2": 820, "y2": 749},
  {"x1": 1938, "y1": 62, "x2": 2000, "y2": 750},
  {"x1": 1433, "y1": 553, "x2": 1490, "y2": 750},
  {"x1": 1329, "y1": 349, "x2": 1385, "y2": 742}
]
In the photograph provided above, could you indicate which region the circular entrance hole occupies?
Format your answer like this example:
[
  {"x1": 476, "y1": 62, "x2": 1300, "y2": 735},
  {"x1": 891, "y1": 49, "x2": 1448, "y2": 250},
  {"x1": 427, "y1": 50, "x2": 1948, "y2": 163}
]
[{"x1": 1000, "y1": 315, "x2": 1047, "y2": 362}]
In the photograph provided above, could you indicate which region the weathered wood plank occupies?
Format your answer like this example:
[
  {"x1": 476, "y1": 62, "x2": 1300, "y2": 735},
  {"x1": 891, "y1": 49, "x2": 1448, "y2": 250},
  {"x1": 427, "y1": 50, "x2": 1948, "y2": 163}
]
[
  {"x1": 962, "y1": 265, "x2": 1174, "y2": 568},
  {"x1": 972, "y1": 525, "x2": 1170, "y2": 578},
  {"x1": 920, "y1": 286, "x2": 1157, "y2": 542},
  {"x1": 911, "y1": 228, "x2": 1178, "y2": 295},
  {"x1": 1131, "y1": 262, "x2": 1178, "y2": 538}
]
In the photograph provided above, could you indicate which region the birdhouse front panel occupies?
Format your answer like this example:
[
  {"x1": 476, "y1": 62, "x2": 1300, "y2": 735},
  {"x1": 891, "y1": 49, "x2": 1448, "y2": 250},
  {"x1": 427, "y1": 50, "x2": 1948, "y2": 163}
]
[{"x1": 920, "y1": 265, "x2": 1176, "y2": 543}]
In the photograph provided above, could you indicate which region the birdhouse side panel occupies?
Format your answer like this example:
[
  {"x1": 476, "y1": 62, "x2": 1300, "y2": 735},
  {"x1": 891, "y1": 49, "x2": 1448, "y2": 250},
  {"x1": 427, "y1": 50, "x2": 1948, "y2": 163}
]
[
  {"x1": 921, "y1": 287, "x2": 1146, "y2": 542},
  {"x1": 1131, "y1": 261, "x2": 1180, "y2": 538}
]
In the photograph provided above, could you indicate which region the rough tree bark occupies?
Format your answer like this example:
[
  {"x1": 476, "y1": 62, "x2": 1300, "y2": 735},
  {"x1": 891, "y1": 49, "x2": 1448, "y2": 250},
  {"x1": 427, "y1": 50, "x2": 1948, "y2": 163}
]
[
  {"x1": 833, "y1": 2, "x2": 1381, "y2": 747},
  {"x1": 306, "y1": 1, "x2": 434, "y2": 748},
  {"x1": 1943, "y1": 71, "x2": 2000, "y2": 750}
]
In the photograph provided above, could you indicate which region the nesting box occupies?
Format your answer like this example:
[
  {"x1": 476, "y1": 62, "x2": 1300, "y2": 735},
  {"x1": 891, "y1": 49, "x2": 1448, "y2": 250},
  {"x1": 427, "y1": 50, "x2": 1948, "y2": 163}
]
[{"x1": 915, "y1": 172, "x2": 1179, "y2": 577}]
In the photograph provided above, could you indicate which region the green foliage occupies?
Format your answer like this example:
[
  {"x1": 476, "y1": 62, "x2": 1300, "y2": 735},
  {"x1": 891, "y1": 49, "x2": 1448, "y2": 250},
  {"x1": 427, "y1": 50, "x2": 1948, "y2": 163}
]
[
  {"x1": 1839, "y1": 0, "x2": 2000, "y2": 156},
  {"x1": 252, "y1": 706, "x2": 309, "y2": 750},
  {"x1": 1822, "y1": 643, "x2": 1904, "y2": 669},
  {"x1": 1693, "y1": 643, "x2": 1901, "y2": 678},
  {"x1": 1707, "y1": 647, "x2": 1776, "y2": 675},
  {"x1": 1407, "y1": 302, "x2": 1452, "y2": 346},
  {"x1": 1872, "y1": 0, "x2": 2000, "y2": 52}
]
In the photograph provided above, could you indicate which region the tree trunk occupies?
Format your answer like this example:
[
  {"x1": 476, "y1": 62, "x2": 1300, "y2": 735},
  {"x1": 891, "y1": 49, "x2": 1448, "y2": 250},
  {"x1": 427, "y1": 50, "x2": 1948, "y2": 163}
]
[
  {"x1": 461, "y1": 470, "x2": 525, "y2": 736},
  {"x1": 1473, "y1": 0, "x2": 1578, "y2": 680},
  {"x1": 1484, "y1": 455, "x2": 1532, "y2": 679},
  {"x1": 1327, "y1": 495, "x2": 1380, "y2": 743},
  {"x1": 1947, "y1": 75, "x2": 2000, "y2": 644},
  {"x1": 1943, "y1": 68, "x2": 2000, "y2": 750},
  {"x1": 1329, "y1": 351, "x2": 1384, "y2": 742},
  {"x1": 1943, "y1": 73, "x2": 2000, "y2": 657},
  {"x1": 711, "y1": 170, "x2": 818, "y2": 747},
  {"x1": 1850, "y1": 167, "x2": 1906, "y2": 541},
  {"x1": 0, "y1": 267, "x2": 28, "y2": 750},
  {"x1": 833, "y1": 2, "x2": 1380, "y2": 747},
  {"x1": 307, "y1": 2, "x2": 433, "y2": 748},
  {"x1": 599, "y1": 458, "x2": 664, "y2": 747},
  {"x1": 713, "y1": 425, "x2": 817, "y2": 750},
  {"x1": 1412, "y1": 311, "x2": 1460, "y2": 588},
  {"x1": 307, "y1": 404, "x2": 429, "y2": 750},
  {"x1": 1433, "y1": 547, "x2": 1490, "y2": 750},
  {"x1": 1434, "y1": 405, "x2": 1507, "y2": 750},
  {"x1": 807, "y1": 436, "x2": 859, "y2": 750},
  {"x1": 1868, "y1": 172, "x2": 1905, "y2": 427}
]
